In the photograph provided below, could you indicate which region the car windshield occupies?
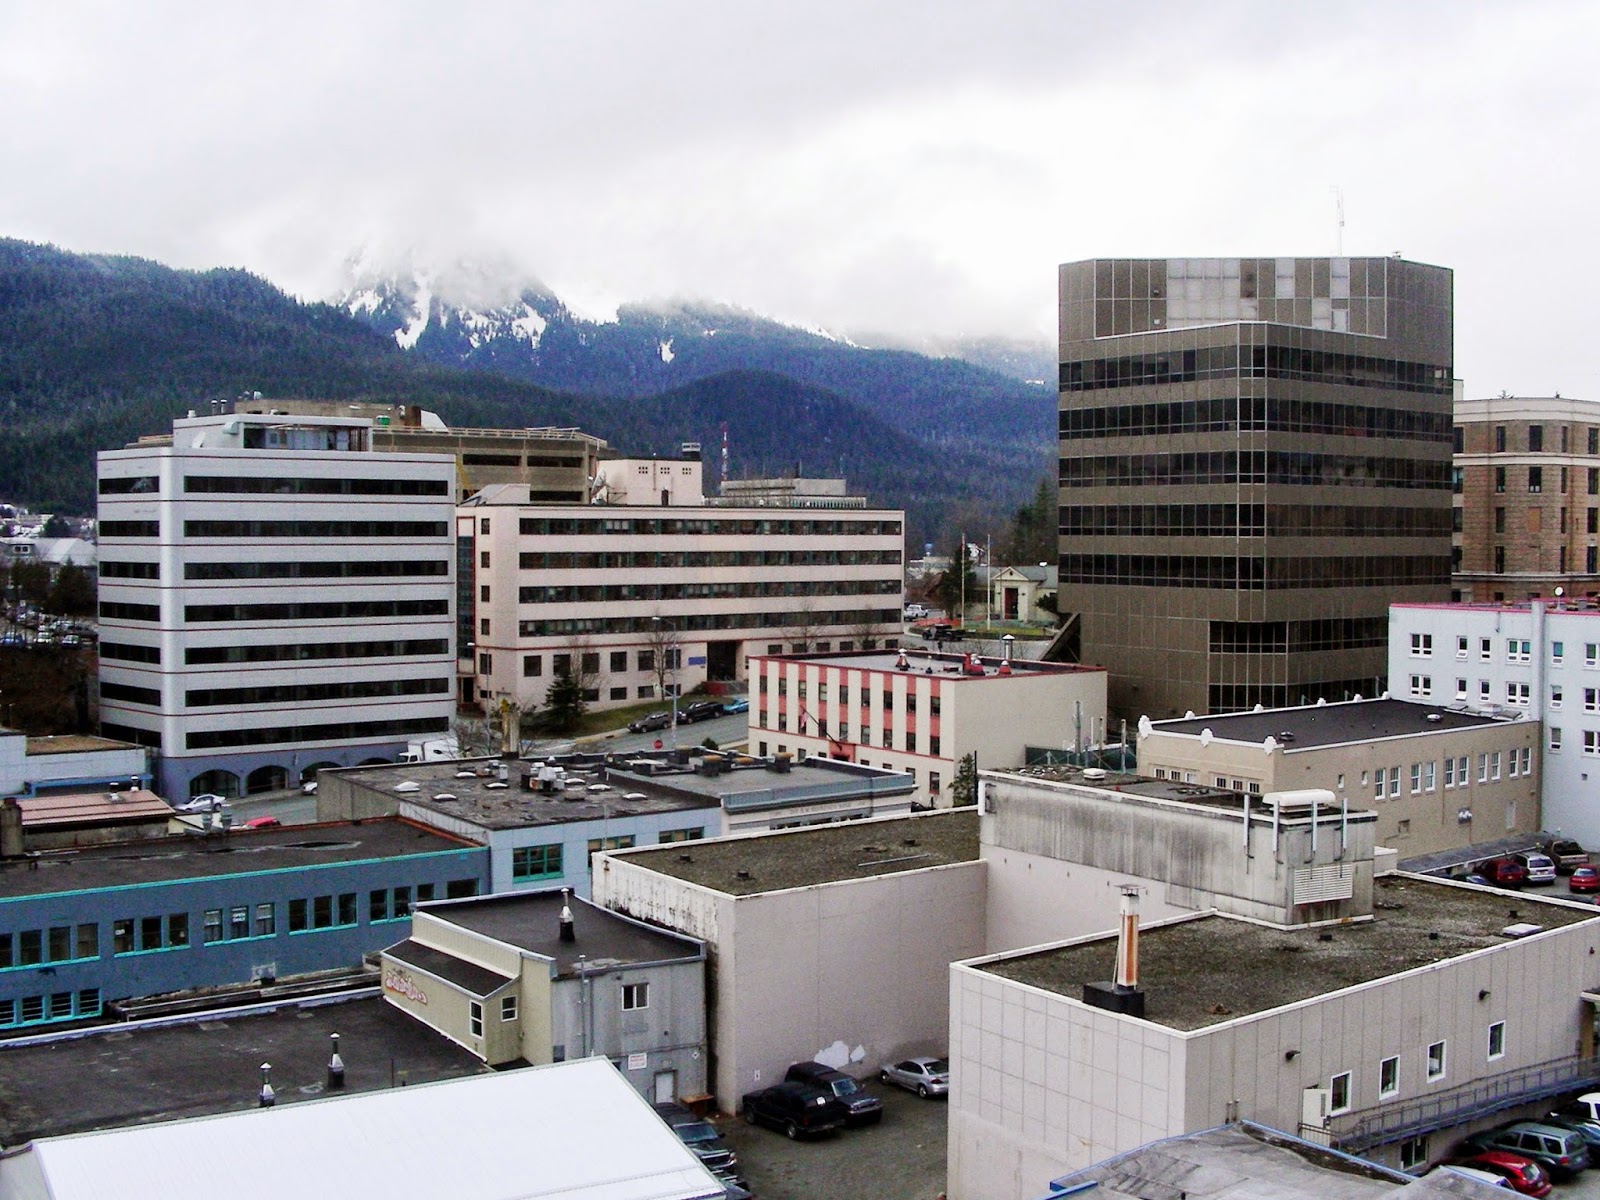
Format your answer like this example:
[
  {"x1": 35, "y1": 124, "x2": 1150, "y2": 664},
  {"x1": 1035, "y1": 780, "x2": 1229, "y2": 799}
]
[
  {"x1": 676, "y1": 1122, "x2": 719, "y2": 1144},
  {"x1": 831, "y1": 1078, "x2": 860, "y2": 1097},
  {"x1": 926, "y1": 1060, "x2": 949, "y2": 1074}
]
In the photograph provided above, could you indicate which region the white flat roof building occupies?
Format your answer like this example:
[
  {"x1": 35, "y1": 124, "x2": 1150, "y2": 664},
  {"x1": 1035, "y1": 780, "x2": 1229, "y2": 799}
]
[
  {"x1": 97, "y1": 412, "x2": 457, "y2": 800},
  {"x1": 1388, "y1": 599, "x2": 1600, "y2": 844},
  {"x1": 0, "y1": 1057, "x2": 728, "y2": 1200}
]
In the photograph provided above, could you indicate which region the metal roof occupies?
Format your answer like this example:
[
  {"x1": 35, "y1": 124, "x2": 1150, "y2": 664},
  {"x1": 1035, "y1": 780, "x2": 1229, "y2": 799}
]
[{"x1": 6, "y1": 1057, "x2": 726, "y2": 1200}]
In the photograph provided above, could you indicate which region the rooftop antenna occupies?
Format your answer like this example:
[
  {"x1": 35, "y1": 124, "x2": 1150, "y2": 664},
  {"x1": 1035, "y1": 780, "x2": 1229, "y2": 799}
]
[{"x1": 1331, "y1": 185, "x2": 1345, "y2": 256}]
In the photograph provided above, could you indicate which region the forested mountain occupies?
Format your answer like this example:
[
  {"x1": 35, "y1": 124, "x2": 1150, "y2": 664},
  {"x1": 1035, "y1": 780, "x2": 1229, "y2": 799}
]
[{"x1": 0, "y1": 239, "x2": 1054, "y2": 546}]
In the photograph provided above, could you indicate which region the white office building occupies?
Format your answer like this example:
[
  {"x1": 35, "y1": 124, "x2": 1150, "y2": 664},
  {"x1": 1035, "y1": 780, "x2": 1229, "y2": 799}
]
[
  {"x1": 1386, "y1": 598, "x2": 1600, "y2": 844},
  {"x1": 97, "y1": 412, "x2": 457, "y2": 800}
]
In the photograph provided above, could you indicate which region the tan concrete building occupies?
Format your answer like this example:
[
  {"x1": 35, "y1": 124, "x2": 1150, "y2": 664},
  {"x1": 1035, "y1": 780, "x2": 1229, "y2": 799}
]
[
  {"x1": 461, "y1": 480, "x2": 904, "y2": 713},
  {"x1": 746, "y1": 648, "x2": 1108, "y2": 807},
  {"x1": 1138, "y1": 699, "x2": 1540, "y2": 856},
  {"x1": 1453, "y1": 393, "x2": 1600, "y2": 603},
  {"x1": 592, "y1": 809, "x2": 983, "y2": 1111},
  {"x1": 948, "y1": 878, "x2": 1600, "y2": 1196},
  {"x1": 380, "y1": 889, "x2": 707, "y2": 1101}
]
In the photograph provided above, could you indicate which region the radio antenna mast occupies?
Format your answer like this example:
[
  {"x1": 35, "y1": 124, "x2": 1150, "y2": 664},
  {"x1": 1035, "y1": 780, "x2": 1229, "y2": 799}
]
[{"x1": 1331, "y1": 186, "x2": 1345, "y2": 256}]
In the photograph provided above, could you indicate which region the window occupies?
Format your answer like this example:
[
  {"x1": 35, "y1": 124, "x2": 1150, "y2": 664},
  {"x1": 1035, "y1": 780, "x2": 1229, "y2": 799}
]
[
  {"x1": 1410, "y1": 632, "x2": 1432, "y2": 657},
  {"x1": 501, "y1": 995, "x2": 518, "y2": 1021},
  {"x1": 1529, "y1": 466, "x2": 1543, "y2": 493},
  {"x1": 512, "y1": 844, "x2": 563, "y2": 881},
  {"x1": 609, "y1": 651, "x2": 628, "y2": 672},
  {"x1": 205, "y1": 908, "x2": 225, "y2": 941},
  {"x1": 1505, "y1": 681, "x2": 1529, "y2": 706},
  {"x1": 1426, "y1": 1040, "x2": 1446, "y2": 1081},
  {"x1": 1478, "y1": 679, "x2": 1491, "y2": 702},
  {"x1": 469, "y1": 1001, "x2": 483, "y2": 1038},
  {"x1": 1409, "y1": 674, "x2": 1431, "y2": 698},
  {"x1": 1495, "y1": 466, "x2": 1506, "y2": 493},
  {"x1": 1585, "y1": 730, "x2": 1599, "y2": 757},
  {"x1": 522, "y1": 655, "x2": 542, "y2": 677},
  {"x1": 1455, "y1": 678, "x2": 1467, "y2": 700},
  {"x1": 1410, "y1": 763, "x2": 1422, "y2": 794},
  {"x1": 1456, "y1": 636, "x2": 1468, "y2": 660},
  {"x1": 1400, "y1": 1137, "x2": 1429, "y2": 1171},
  {"x1": 622, "y1": 982, "x2": 649, "y2": 1010},
  {"x1": 1507, "y1": 638, "x2": 1530, "y2": 663},
  {"x1": 229, "y1": 906, "x2": 249, "y2": 940},
  {"x1": 1495, "y1": 425, "x2": 1507, "y2": 452},
  {"x1": 1494, "y1": 507, "x2": 1506, "y2": 533},
  {"x1": 1379, "y1": 1055, "x2": 1400, "y2": 1099},
  {"x1": 1586, "y1": 687, "x2": 1598, "y2": 712},
  {"x1": 1519, "y1": 746, "x2": 1531, "y2": 776},
  {"x1": 582, "y1": 652, "x2": 600, "y2": 675},
  {"x1": 1490, "y1": 751, "x2": 1501, "y2": 780},
  {"x1": 1389, "y1": 767, "x2": 1400, "y2": 798},
  {"x1": 1552, "y1": 683, "x2": 1564, "y2": 708},
  {"x1": 255, "y1": 903, "x2": 275, "y2": 936},
  {"x1": 1554, "y1": 641, "x2": 1565, "y2": 664},
  {"x1": 1373, "y1": 767, "x2": 1387, "y2": 800},
  {"x1": 658, "y1": 827, "x2": 704, "y2": 844},
  {"x1": 394, "y1": 887, "x2": 411, "y2": 917},
  {"x1": 1551, "y1": 726, "x2": 1564, "y2": 752},
  {"x1": 1529, "y1": 425, "x2": 1544, "y2": 452},
  {"x1": 1589, "y1": 643, "x2": 1600, "y2": 668},
  {"x1": 1329, "y1": 1071, "x2": 1352, "y2": 1115},
  {"x1": 477, "y1": 652, "x2": 492, "y2": 674},
  {"x1": 1480, "y1": 638, "x2": 1493, "y2": 661},
  {"x1": 1477, "y1": 754, "x2": 1488, "y2": 783},
  {"x1": 1488, "y1": 1021, "x2": 1505, "y2": 1060}
]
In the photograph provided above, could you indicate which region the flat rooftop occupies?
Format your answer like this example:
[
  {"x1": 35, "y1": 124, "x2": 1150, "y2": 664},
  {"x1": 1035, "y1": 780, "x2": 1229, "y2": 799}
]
[
  {"x1": 991, "y1": 765, "x2": 1378, "y2": 822},
  {"x1": 0, "y1": 994, "x2": 487, "y2": 1144},
  {"x1": 977, "y1": 875, "x2": 1600, "y2": 1031},
  {"x1": 608, "y1": 754, "x2": 913, "y2": 812},
  {"x1": 611, "y1": 809, "x2": 979, "y2": 896},
  {"x1": 412, "y1": 892, "x2": 701, "y2": 976},
  {"x1": 336, "y1": 758, "x2": 719, "y2": 830},
  {"x1": 24, "y1": 733, "x2": 140, "y2": 756},
  {"x1": 1152, "y1": 698, "x2": 1514, "y2": 751},
  {"x1": 1049, "y1": 1122, "x2": 1432, "y2": 1200},
  {"x1": 757, "y1": 647, "x2": 1102, "y2": 678},
  {"x1": 0, "y1": 818, "x2": 479, "y2": 899}
]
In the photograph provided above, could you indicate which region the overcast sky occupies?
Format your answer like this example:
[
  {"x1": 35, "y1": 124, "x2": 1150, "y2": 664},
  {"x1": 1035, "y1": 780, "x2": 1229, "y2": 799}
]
[{"x1": 1, "y1": 0, "x2": 1594, "y2": 394}]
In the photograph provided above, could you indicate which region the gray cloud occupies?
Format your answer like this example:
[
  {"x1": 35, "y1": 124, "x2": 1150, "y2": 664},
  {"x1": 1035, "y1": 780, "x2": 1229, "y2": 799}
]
[{"x1": 0, "y1": 0, "x2": 1594, "y2": 394}]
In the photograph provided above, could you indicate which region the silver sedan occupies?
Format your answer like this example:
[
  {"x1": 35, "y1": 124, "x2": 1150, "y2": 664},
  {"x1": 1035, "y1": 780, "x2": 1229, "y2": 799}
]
[{"x1": 879, "y1": 1057, "x2": 949, "y2": 1098}]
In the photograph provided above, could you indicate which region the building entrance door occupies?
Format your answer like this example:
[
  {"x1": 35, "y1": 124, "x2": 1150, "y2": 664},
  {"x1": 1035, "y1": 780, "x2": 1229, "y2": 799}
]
[{"x1": 653, "y1": 1069, "x2": 677, "y2": 1104}]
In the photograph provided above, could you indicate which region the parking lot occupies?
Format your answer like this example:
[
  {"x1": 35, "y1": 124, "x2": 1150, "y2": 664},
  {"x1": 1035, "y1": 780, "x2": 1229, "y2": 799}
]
[{"x1": 715, "y1": 1081, "x2": 947, "y2": 1200}]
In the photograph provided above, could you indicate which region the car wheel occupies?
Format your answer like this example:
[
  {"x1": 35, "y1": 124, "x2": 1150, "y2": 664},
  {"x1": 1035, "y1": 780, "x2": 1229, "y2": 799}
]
[
  {"x1": 742, "y1": 1107, "x2": 756, "y2": 1125},
  {"x1": 918, "y1": 1084, "x2": 930, "y2": 1098},
  {"x1": 880, "y1": 1070, "x2": 891, "y2": 1084},
  {"x1": 785, "y1": 1121, "x2": 800, "y2": 1140}
]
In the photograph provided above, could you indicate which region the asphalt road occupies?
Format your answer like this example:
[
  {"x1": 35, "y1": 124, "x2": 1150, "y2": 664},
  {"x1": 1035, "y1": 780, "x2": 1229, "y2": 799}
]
[{"x1": 716, "y1": 1080, "x2": 948, "y2": 1200}]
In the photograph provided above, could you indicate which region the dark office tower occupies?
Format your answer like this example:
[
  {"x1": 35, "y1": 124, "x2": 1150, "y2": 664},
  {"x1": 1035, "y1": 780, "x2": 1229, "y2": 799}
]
[{"x1": 1057, "y1": 257, "x2": 1454, "y2": 719}]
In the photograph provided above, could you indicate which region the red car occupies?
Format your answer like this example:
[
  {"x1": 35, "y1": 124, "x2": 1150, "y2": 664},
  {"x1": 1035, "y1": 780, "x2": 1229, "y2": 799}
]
[
  {"x1": 244, "y1": 816, "x2": 281, "y2": 830},
  {"x1": 1480, "y1": 858, "x2": 1528, "y2": 888},
  {"x1": 1456, "y1": 1151, "x2": 1551, "y2": 1197},
  {"x1": 1571, "y1": 865, "x2": 1600, "y2": 894}
]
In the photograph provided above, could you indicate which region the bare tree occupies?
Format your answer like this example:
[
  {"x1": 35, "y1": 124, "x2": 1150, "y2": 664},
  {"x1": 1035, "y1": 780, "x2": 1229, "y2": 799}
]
[
  {"x1": 788, "y1": 598, "x2": 822, "y2": 653},
  {"x1": 845, "y1": 617, "x2": 889, "y2": 652},
  {"x1": 644, "y1": 615, "x2": 683, "y2": 700},
  {"x1": 451, "y1": 713, "x2": 496, "y2": 757}
]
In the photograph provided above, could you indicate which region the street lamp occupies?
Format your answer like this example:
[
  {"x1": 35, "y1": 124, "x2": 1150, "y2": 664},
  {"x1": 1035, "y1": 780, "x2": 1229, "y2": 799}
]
[{"x1": 651, "y1": 616, "x2": 679, "y2": 750}]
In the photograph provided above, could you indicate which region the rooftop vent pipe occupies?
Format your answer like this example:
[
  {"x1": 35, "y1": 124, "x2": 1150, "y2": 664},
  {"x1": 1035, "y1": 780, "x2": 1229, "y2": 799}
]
[
  {"x1": 1082, "y1": 886, "x2": 1146, "y2": 1018},
  {"x1": 559, "y1": 888, "x2": 576, "y2": 943}
]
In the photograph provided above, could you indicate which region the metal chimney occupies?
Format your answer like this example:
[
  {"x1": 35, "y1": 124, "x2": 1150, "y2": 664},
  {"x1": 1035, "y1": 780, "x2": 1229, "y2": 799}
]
[
  {"x1": 559, "y1": 888, "x2": 576, "y2": 943},
  {"x1": 258, "y1": 1062, "x2": 276, "y2": 1107},
  {"x1": 327, "y1": 1033, "x2": 345, "y2": 1089},
  {"x1": 1081, "y1": 885, "x2": 1146, "y2": 1018}
]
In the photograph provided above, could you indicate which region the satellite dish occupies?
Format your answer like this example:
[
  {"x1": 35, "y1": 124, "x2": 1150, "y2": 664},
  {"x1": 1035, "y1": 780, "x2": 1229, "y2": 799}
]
[
  {"x1": 1137, "y1": 715, "x2": 1153, "y2": 739},
  {"x1": 1200, "y1": 728, "x2": 1213, "y2": 747},
  {"x1": 1263, "y1": 736, "x2": 1279, "y2": 754},
  {"x1": 1184, "y1": 710, "x2": 1196, "y2": 720}
]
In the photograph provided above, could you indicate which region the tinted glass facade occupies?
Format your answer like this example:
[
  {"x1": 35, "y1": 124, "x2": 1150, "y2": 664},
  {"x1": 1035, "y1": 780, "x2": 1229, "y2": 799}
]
[{"x1": 1058, "y1": 257, "x2": 1454, "y2": 717}]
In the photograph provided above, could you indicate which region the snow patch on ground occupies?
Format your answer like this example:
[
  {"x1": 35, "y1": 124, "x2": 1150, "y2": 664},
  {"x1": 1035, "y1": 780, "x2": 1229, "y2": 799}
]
[
  {"x1": 658, "y1": 338, "x2": 674, "y2": 363},
  {"x1": 512, "y1": 303, "x2": 548, "y2": 349},
  {"x1": 393, "y1": 272, "x2": 433, "y2": 350},
  {"x1": 346, "y1": 288, "x2": 384, "y2": 316}
]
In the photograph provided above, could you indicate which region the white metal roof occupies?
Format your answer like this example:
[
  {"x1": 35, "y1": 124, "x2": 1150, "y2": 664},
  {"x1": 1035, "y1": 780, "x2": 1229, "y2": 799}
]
[{"x1": 0, "y1": 1058, "x2": 725, "y2": 1200}]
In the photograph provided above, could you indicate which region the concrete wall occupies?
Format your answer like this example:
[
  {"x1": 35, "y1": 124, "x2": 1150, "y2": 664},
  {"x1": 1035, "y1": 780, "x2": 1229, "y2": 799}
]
[
  {"x1": 981, "y1": 773, "x2": 1376, "y2": 931},
  {"x1": 551, "y1": 960, "x2": 708, "y2": 1100},
  {"x1": 594, "y1": 853, "x2": 986, "y2": 1111}
]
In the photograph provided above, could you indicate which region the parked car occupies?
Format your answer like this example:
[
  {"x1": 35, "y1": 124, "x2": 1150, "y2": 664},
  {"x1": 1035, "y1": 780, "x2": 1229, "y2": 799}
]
[
  {"x1": 1570, "y1": 865, "x2": 1600, "y2": 894},
  {"x1": 1540, "y1": 838, "x2": 1590, "y2": 873},
  {"x1": 243, "y1": 816, "x2": 281, "y2": 830},
  {"x1": 880, "y1": 1056, "x2": 950, "y2": 1098},
  {"x1": 1462, "y1": 1121, "x2": 1589, "y2": 1179},
  {"x1": 739, "y1": 1082, "x2": 849, "y2": 1140},
  {"x1": 301, "y1": 779, "x2": 319, "y2": 795},
  {"x1": 1541, "y1": 1110, "x2": 1600, "y2": 1150},
  {"x1": 722, "y1": 697, "x2": 749, "y2": 714},
  {"x1": 652, "y1": 1101, "x2": 739, "y2": 1175},
  {"x1": 903, "y1": 603, "x2": 930, "y2": 620},
  {"x1": 172, "y1": 793, "x2": 227, "y2": 813},
  {"x1": 784, "y1": 1061, "x2": 884, "y2": 1126},
  {"x1": 1479, "y1": 858, "x2": 1528, "y2": 888},
  {"x1": 1433, "y1": 1165, "x2": 1512, "y2": 1190},
  {"x1": 628, "y1": 711, "x2": 673, "y2": 733},
  {"x1": 1454, "y1": 1151, "x2": 1552, "y2": 1196},
  {"x1": 1516, "y1": 852, "x2": 1558, "y2": 886},
  {"x1": 681, "y1": 700, "x2": 727, "y2": 724}
]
